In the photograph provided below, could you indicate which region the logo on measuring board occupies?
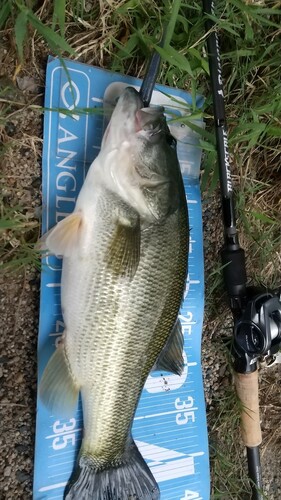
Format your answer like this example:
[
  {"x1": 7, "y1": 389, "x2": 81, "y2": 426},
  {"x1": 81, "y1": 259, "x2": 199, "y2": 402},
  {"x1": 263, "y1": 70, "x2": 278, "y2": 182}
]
[{"x1": 46, "y1": 68, "x2": 91, "y2": 272}]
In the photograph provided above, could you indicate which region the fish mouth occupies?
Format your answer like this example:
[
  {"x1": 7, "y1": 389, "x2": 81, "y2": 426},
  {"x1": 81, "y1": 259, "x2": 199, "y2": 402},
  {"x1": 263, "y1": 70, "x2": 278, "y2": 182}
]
[
  {"x1": 135, "y1": 107, "x2": 165, "y2": 133},
  {"x1": 102, "y1": 87, "x2": 165, "y2": 148},
  {"x1": 116, "y1": 88, "x2": 164, "y2": 133}
]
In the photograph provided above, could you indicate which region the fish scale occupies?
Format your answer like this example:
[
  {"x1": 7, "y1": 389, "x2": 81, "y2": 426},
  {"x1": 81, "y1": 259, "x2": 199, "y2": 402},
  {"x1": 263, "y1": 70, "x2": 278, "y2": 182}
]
[{"x1": 69, "y1": 204, "x2": 186, "y2": 458}]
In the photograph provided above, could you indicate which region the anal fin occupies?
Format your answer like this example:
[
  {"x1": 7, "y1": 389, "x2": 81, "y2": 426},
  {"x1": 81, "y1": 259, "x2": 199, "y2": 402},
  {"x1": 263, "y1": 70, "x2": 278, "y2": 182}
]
[
  {"x1": 154, "y1": 319, "x2": 184, "y2": 375},
  {"x1": 39, "y1": 342, "x2": 79, "y2": 417}
]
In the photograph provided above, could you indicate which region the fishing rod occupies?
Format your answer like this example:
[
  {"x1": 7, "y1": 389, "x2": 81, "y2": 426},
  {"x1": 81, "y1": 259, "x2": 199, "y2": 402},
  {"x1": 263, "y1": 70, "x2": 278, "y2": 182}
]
[
  {"x1": 139, "y1": 48, "x2": 162, "y2": 107},
  {"x1": 202, "y1": 1, "x2": 281, "y2": 499},
  {"x1": 139, "y1": 28, "x2": 167, "y2": 107}
]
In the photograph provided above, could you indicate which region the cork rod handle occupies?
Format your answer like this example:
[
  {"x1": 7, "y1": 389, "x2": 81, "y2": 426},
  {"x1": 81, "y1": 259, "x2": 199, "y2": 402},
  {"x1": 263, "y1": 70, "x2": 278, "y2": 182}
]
[{"x1": 234, "y1": 370, "x2": 262, "y2": 448}]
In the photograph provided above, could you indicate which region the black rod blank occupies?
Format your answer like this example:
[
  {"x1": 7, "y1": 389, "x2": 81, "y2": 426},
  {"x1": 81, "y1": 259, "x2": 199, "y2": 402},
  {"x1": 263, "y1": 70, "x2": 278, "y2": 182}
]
[
  {"x1": 139, "y1": 50, "x2": 162, "y2": 107},
  {"x1": 202, "y1": 0, "x2": 238, "y2": 247},
  {"x1": 139, "y1": 28, "x2": 167, "y2": 107},
  {"x1": 247, "y1": 447, "x2": 264, "y2": 500},
  {"x1": 202, "y1": 0, "x2": 247, "y2": 308}
]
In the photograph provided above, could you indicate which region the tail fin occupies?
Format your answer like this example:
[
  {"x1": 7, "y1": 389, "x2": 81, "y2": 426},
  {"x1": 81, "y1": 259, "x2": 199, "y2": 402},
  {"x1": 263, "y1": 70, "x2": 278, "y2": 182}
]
[{"x1": 64, "y1": 441, "x2": 159, "y2": 500}]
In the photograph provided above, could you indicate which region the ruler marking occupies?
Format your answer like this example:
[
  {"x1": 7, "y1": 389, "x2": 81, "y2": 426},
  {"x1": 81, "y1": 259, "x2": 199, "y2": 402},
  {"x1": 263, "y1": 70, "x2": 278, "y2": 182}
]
[{"x1": 39, "y1": 481, "x2": 67, "y2": 492}]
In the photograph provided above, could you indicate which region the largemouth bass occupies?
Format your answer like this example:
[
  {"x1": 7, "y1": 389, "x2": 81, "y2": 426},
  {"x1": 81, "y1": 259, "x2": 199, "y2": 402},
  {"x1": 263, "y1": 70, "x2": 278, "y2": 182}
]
[{"x1": 40, "y1": 87, "x2": 189, "y2": 500}]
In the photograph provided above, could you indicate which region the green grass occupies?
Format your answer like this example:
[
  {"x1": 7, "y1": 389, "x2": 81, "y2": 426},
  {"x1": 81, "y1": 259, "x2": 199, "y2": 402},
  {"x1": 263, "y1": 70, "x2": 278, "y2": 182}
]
[
  {"x1": 0, "y1": 197, "x2": 40, "y2": 272},
  {"x1": 0, "y1": 0, "x2": 280, "y2": 497}
]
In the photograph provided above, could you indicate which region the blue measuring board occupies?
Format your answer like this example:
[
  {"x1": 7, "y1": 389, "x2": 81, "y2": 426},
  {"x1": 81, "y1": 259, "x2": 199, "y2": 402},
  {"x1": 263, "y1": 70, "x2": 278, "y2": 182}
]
[{"x1": 34, "y1": 57, "x2": 210, "y2": 500}]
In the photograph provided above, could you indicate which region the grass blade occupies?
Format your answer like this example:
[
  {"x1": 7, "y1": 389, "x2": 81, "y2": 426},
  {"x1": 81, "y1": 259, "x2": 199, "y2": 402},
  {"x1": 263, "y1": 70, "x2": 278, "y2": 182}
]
[
  {"x1": 163, "y1": 0, "x2": 181, "y2": 48},
  {"x1": 154, "y1": 44, "x2": 194, "y2": 77},
  {"x1": 53, "y1": 0, "x2": 66, "y2": 36},
  {"x1": 0, "y1": 1, "x2": 11, "y2": 30},
  {"x1": 251, "y1": 212, "x2": 276, "y2": 225},
  {"x1": 27, "y1": 10, "x2": 74, "y2": 55},
  {"x1": 14, "y1": 11, "x2": 28, "y2": 62}
]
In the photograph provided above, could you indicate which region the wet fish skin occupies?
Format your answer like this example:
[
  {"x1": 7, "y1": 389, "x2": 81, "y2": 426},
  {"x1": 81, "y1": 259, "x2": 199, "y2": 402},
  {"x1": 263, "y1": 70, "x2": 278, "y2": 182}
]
[{"x1": 39, "y1": 87, "x2": 189, "y2": 499}]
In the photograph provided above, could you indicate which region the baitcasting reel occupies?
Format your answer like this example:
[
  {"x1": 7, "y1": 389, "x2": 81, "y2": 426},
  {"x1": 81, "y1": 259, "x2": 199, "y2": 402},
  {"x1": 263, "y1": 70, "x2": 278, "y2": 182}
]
[{"x1": 233, "y1": 289, "x2": 281, "y2": 371}]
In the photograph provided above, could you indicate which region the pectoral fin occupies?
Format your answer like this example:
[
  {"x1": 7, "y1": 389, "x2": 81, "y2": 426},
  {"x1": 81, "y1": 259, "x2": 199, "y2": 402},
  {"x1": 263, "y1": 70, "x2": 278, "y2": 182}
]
[
  {"x1": 106, "y1": 216, "x2": 140, "y2": 279},
  {"x1": 39, "y1": 342, "x2": 79, "y2": 417},
  {"x1": 154, "y1": 319, "x2": 184, "y2": 375},
  {"x1": 39, "y1": 212, "x2": 83, "y2": 257}
]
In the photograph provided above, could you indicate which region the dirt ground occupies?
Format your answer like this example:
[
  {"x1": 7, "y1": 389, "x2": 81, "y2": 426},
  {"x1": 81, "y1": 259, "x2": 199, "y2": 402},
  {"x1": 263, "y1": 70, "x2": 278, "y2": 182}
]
[{"x1": 0, "y1": 48, "x2": 281, "y2": 500}]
